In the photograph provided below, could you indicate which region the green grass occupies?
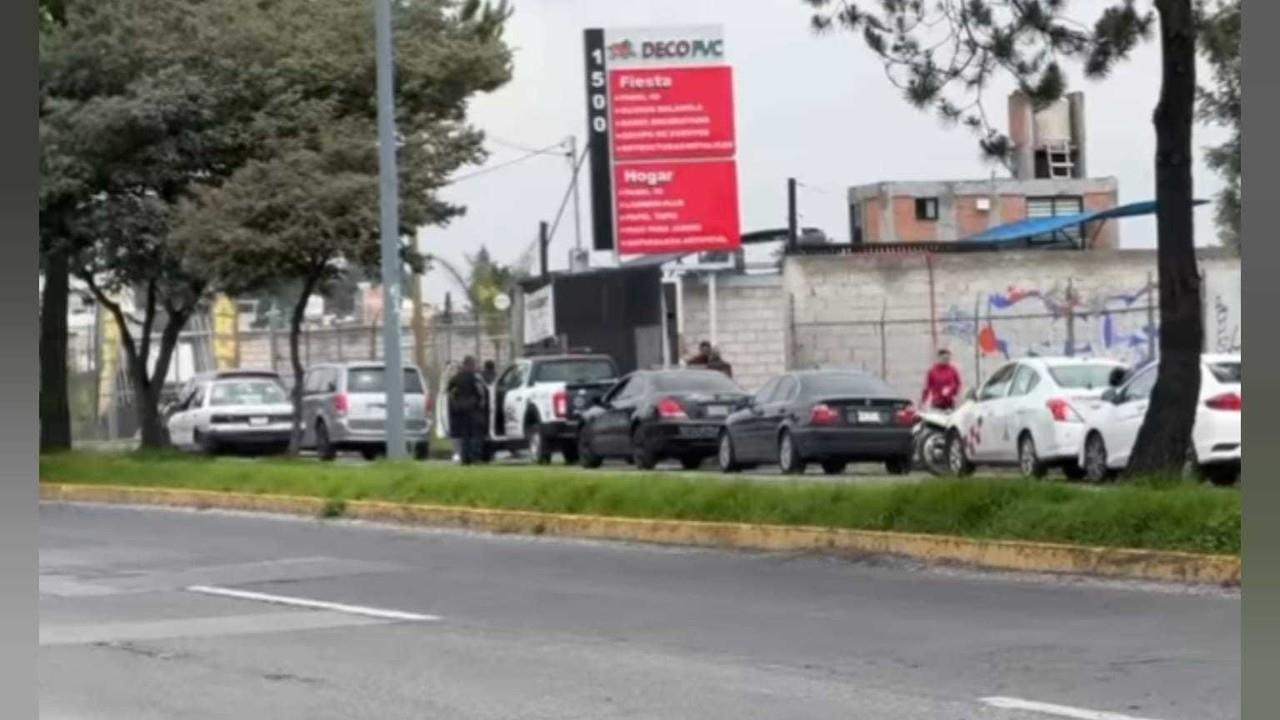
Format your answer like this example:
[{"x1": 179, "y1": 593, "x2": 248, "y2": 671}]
[{"x1": 39, "y1": 451, "x2": 1240, "y2": 555}]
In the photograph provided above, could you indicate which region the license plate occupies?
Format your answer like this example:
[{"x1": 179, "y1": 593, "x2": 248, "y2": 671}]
[
  {"x1": 248, "y1": 417, "x2": 268, "y2": 426},
  {"x1": 705, "y1": 405, "x2": 728, "y2": 417},
  {"x1": 682, "y1": 425, "x2": 718, "y2": 438},
  {"x1": 855, "y1": 411, "x2": 883, "y2": 424}
]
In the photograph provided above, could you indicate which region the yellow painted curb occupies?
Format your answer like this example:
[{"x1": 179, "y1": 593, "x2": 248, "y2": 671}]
[{"x1": 40, "y1": 483, "x2": 1240, "y2": 586}]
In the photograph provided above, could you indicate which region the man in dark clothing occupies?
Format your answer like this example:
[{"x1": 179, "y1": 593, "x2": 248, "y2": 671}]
[
  {"x1": 921, "y1": 349, "x2": 962, "y2": 411},
  {"x1": 447, "y1": 356, "x2": 488, "y2": 464},
  {"x1": 686, "y1": 340, "x2": 713, "y2": 368},
  {"x1": 481, "y1": 360, "x2": 498, "y2": 386}
]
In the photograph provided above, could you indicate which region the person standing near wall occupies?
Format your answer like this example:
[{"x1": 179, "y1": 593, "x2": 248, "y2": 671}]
[
  {"x1": 447, "y1": 356, "x2": 488, "y2": 465},
  {"x1": 921, "y1": 349, "x2": 962, "y2": 410},
  {"x1": 686, "y1": 340, "x2": 712, "y2": 368}
]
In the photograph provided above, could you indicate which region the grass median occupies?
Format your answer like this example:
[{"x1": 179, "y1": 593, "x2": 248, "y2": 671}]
[{"x1": 39, "y1": 451, "x2": 1239, "y2": 555}]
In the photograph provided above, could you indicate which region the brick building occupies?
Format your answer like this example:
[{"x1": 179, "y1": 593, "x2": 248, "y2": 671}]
[{"x1": 846, "y1": 91, "x2": 1122, "y2": 249}]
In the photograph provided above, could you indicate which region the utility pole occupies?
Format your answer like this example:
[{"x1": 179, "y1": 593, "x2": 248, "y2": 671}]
[
  {"x1": 539, "y1": 221, "x2": 550, "y2": 279},
  {"x1": 568, "y1": 136, "x2": 583, "y2": 254},
  {"x1": 374, "y1": 0, "x2": 406, "y2": 459},
  {"x1": 787, "y1": 178, "x2": 799, "y2": 252}
]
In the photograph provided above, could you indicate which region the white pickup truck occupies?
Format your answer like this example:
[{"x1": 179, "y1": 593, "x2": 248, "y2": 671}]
[{"x1": 437, "y1": 354, "x2": 619, "y2": 464}]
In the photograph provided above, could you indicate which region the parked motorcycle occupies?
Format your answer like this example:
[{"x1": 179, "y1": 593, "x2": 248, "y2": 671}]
[{"x1": 912, "y1": 409, "x2": 951, "y2": 476}]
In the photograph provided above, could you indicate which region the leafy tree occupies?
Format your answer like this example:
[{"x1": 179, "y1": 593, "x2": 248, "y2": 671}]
[
  {"x1": 466, "y1": 245, "x2": 515, "y2": 337},
  {"x1": 40, "y1": 0, "x2": 286, "y2": 448},
  {"x1": 806, "y1": 0, "x2": 1204, "y2": 475},
  {"x1": 1196, "y1": 0, "x2": 1240, "y2": 251},
  {"x1": 181, "y1": 0, "x2": 513, "y2": 451}
]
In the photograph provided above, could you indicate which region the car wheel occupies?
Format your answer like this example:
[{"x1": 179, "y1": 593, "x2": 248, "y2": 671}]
[
  {"x1": 821, "y1": 460, "x2": 847, "y2": 475},
  {"x1": 717, "y1": 431, "x2": 741, "y2": 473},
  {"x1": 578, "y1": 432, "x2": 604, "y2": 469},
  {"x1": 947, "y1": 430, "x2": 975, "y2": 477},
  {"x1": 632, "y1": 426, "x2": 659, "y2": 470},
  {"x1": 315, "y1": 422, "x2": 336, "y2": 462},
  {"x1": 413, "y1": 441, "x2": 430, "y2": 461},
  {"x1": 679, "y1": 455, "x2": 703, "y2": 471},
  {"x1": 360, "y1": 447, "x2": 380, "y2": 462},
  {"x1": 560, "y1": 442, "x2": 580, "y2": 465},
  {"x1": 527, "y1": 422, "x2": 551, "y2": 465},
  {"x1": 193, "y1": 430, "x2": 218, "y2": 457},
  {"x1": 1081, "y1": 432, "x2": 1112, "y2": 483},
  {"x1": 885, "y1": 456, "x2": 911, "y2": 476},
  {"x1": 778, "y1": 430, "x2": 806, "y2": 475},
  {"x1": 1203, "y1": 463, "x2": 1241, "y2": 487},
  {"x1": 1018, "y1": 433, "x2": 1048, "y2": 479}
]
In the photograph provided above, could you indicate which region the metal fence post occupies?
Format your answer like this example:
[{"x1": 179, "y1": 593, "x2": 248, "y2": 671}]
[{"x1": 1065, "y1": 278, "x2": 1076, "y2": 357}]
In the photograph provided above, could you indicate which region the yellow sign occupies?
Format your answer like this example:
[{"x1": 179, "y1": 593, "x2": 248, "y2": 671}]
[{"x1": 213, "y1": 295, "x2": 239, "y2": 370}]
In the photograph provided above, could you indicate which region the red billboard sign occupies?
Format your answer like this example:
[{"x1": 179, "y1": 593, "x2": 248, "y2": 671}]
[
  {"x1": 584, "y1": 26, "x2": 741, "y2": 256},
  {"x1": 609, "y1": 66, "x2": 736, "y2": 161},
  {"x1": 614, "y1": 160, "x2": 741, "y2": 255}
]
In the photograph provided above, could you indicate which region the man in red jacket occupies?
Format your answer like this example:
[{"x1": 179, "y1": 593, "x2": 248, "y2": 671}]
[{"x1": 921, "y1": 349, "x2": 962, "y2": 411}]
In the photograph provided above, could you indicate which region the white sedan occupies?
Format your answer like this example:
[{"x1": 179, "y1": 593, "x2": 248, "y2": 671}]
[
  {"x1": 1078, "y1": 353, "x2": 1241, "y2": 485},
  {"x1": 946, "y1": 357, "x2": 1128, "y2": 479},
  {"x1": 167, "y1": 372, "x2": 296, "y2": 455}
]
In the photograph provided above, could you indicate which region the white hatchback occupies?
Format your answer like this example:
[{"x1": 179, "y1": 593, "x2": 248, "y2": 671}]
[
  {"x1": 1078, "y1": 353, "x2": 1241, "y2": 485},
  {"x1": 946, "y1": 357, "x2": 1129, "y2": 479}
]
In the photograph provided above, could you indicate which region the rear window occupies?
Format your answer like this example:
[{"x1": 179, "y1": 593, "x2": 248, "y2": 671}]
[
  {"x1": 532, "y1": 359, "x2": 616, "y2": 384},
  {"x1": 346, "y1": 368, "x2": 425, "y2": 394},
  {"x1": 1209, "y1": 361, "x2": 1241, "y2": 384},
  {"x1": 652, "y1": 371, "x2": 742, "y2": 394},
  {"x1": 800, "y1": 372, "x2": 896, "y2": 398},
  {"x1": 1048, "y1": 364, "x2": 1122, "y2": 390},
  {"x1": 209, "y1": 380, "x2": 287, "y2": 407}
]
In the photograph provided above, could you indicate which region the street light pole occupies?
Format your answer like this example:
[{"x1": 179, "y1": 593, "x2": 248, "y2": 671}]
[{"x1": 374, "y1": 0, "x2": 406, "y2": 459}]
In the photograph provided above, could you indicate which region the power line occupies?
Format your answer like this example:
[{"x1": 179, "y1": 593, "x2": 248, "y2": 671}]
[
  {"x1": 444, "y1": 142, "x2": 567, "y2": 187},
  {"x1": 488, "y1": 134, "x2": 570, "y2": 157}
]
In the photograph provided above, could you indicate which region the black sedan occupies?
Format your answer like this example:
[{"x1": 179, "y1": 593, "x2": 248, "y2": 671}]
[
  {"x1": 717, "y1": 369, "x2": 917, "y2": 475},
  {"x1": 578, "y1": 369, "x2": 750, "y2": 470}
]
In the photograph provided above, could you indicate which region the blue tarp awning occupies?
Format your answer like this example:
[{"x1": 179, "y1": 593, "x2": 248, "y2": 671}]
[{"x1": 962, "y1": 199, "x2": 1209, "y2": 244}]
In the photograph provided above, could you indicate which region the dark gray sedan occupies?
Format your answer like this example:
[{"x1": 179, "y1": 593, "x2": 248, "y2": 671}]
[{"x1": 716, "y1": 370, "x2": 917, "y2": 475}]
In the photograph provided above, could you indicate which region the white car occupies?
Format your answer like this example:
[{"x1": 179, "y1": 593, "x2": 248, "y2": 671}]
[
  {"x1": 946, "y1": 357, "x2": 1128, "y2": 479},
  {"x1": 167, "y1": 371, "x2": 296, "y2": 455},
  {"x1": 1078, "y1": 353, "x2": 1241, "y2": 485}
]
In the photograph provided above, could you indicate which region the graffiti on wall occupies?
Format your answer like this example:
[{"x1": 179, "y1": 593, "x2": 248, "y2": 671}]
[{"x1": 939, "y1": 281, "x2": 1160, "y2": 366}]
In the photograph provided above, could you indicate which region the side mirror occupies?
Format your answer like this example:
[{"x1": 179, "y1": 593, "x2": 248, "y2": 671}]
[
  {"x1": 964, "y1": 388, "x2": 976, "y2": 402},
  {"x1": 1101, "y1": 387, "x2": 1120, "y2": 404}
]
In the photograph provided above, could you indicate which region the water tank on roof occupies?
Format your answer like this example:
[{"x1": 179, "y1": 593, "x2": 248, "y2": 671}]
[{"x1": 1032, "y1": 98, "x2": 1073, "y2": 147}]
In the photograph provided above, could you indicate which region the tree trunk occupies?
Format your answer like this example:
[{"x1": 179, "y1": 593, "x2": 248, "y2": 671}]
[
  {"x1": 130, "y1": 310, "x2": 188, "y2": 450},
  {"x1": 287, "y1": 276, "x2": 319, "y2": 454},
  {"x1": 1127, "y1": 0, "x2": 1203, "y2": 476},
  {"x1": 39, "y1": 248, "x2": 72, "y2": 452}
]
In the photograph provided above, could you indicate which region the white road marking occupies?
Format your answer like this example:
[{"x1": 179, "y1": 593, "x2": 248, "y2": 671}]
[
  {"x1": 186, "y1": 585, "x2": 441, "y2": 622},
  {"x1": 981, "y1": 696, "x2": 1165, "y2": 720},
  {"x1": 41, "y1": 611, "x2": 383, "y2": 646}
]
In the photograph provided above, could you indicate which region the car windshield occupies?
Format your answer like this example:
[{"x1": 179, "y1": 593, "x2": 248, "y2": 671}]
[
  {"x1": 209, "y1": 380, "x2": 287, "y2": 407},
  {"x1": 800, "y1": 372, "x2": 896, "y2": 398},
  {"x1": 1209, "y1": 361, "x2": 1241, "y2": 384},
  {"x1": 347, "y1": 368, "x2": 425, "y2": 394},
  {"x1": 532, "y1": 359, "x2": 616, "y2": 384},
  {"x1": 1048, "y1": 364, "x2": 1122, "y2": 390},
  {"x1": 651, "y1": 371, "x2": 742, "y2": 394}
]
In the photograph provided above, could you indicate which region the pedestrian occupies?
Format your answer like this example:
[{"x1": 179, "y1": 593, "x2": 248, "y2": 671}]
[
  {"x1": 447, "y1": 356, "x2": 488, "y2": 465},
  {"x1": 706, "y1": 347, "x2": 733, "y2": 378},
  {"x1": 686, "y1": 340, "x2": 712, "y2": 368},
  {"x1": 921, "y1": 348, "x2": 962, "y2": 411},
  {"x1": 481, "y1": 360, "x2": 498, "y2": 386}
]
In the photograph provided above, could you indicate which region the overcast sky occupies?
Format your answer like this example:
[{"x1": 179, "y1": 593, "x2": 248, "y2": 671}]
[{"x1": 416, "y1": 0, "x2": 1229, "y2": 306}]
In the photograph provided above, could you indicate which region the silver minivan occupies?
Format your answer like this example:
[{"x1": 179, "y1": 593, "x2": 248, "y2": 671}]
[{"x1": 299, "y1": 362, "x2": 432, "y2": 461}]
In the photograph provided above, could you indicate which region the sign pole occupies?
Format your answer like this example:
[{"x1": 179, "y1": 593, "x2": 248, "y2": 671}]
[{"x1": 374, "y1": 0, "x2": 406, "y2": 459}]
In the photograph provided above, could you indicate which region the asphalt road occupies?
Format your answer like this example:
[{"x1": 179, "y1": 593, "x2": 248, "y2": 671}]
[{"x1": 40, "y1": 502, "x2": 1239, "y2": 720}]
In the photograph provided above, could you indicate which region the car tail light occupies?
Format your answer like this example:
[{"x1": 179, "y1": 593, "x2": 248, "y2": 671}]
[
  {"x1": 894, "y1": 405, "x2": 919, "y2": 426},
  {"x1": 810, "y1": 403, "x2": 840, "y2": 426},
  {"x1": 656, "y1": 397, "x2": 687, "y2": 419},
  {"x1": 553, "y1": 390, "x2": 568, "y2": 418},
  {"x1": 1046, "y1": 398, "x2": 1083, "y2": 423},
  {"x1": 1205, "y1": 392, "x2": 1241, "y2": 411},
  {"x1": 334, "y1": 393, "x2": 349, "y2": 415}
]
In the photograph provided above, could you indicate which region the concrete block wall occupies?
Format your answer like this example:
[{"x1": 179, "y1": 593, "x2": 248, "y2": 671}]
[
  {"x1": 785, "y1": 249, "x2": 1241, "y2": 398},
  {"x1": 679, "y1": 274, "x2": 788, "y2": 392}
]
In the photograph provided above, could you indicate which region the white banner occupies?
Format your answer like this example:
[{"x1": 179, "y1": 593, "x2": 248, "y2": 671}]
[
  {"x1": 603, "y1": 26, "x2": 725, "y2": 69},
  {"x1": 523, "y1": 283, "x2": 556, "y2": 345}
]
